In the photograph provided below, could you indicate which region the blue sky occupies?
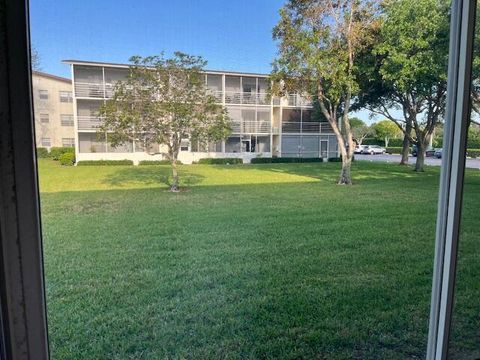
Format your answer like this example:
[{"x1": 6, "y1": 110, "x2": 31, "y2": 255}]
[
  {"x1": 30, "y1": 0, "x2": 285, "y2": 78},
  {"x1": 29, "y1": 0, "x2": 376, "y2": 123}
]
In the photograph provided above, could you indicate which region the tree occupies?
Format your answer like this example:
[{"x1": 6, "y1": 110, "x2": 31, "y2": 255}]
[
  {"x1": 271, "y1": 0, "x2": 380, "y2": 185},
  {"x1": 99, "y1": 53, "x2": 231, "y2": 191},
  {"x1": 372, "y1": 119, "x2": 401, "y2": 147},
  {"x1": 357, "y1": 0, "x2": 450, "y2": 171},
  {"x1": 349, "y1": 117, "x2": 374, "y2": 145},
  {"x1": 31, "y1": 46, "x2": 41, "y2": 71}
]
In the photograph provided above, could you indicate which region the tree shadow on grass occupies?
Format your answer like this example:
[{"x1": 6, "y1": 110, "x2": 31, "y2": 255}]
[
  {"x1": 102, "y1": 166, "x2": 205, "y2": 188},
  {"x1": 249, "y1": 161, "x2": 441, "y2": 185}
]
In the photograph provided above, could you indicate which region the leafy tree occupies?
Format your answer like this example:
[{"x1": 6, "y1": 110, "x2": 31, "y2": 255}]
[
  {"x1": 99, "y1": 53, "x2": 231, "y2": 191},
  {"x1": 357, "y1": 0, "x2": 450, "y2": 171},
  {"x1": 372, "y1": 119, "x2": 401, "y2": 147},
  {"x1": 348, "y1": 117, "x2": 374, "y2": 145},
  {"x1": 271, "y1": 0, "x2": 380, "y2": 184}
]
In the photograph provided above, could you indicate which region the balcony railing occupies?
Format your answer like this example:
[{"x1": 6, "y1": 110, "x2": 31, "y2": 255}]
[
  {"x1": 225, "y1": 91, "x2": 270, "y2": 105},
  {"x1": 75, "y1": 82, "x2": 104, "y2": 98},
  {"x1": 206, "y1": 89, "x2": 223, "y2": 102},
  {"x1": 231, "y1": 121, "x2": 271, "y2": 134},
  {"x1": 282, "y1": 122, "x2": 334, "y2": 134},
  {"x1": 73, "y1": 82, "x2": 312, "y2": 110},
  {"x1": 286, "y1": 94, "x2": 313, "y2": 107},
  {"x1": 78, "y1": 116, "x2": 104, "y2": 130}
]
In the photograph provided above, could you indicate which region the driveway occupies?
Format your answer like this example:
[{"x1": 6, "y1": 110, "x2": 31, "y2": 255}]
[{"x1": 355, "y1": 154, "x2": 480, "y2": 169}]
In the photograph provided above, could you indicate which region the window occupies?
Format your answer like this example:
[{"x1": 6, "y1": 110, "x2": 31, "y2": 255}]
[
  {"x1": 180, "y1": 140, "x2": 189, "y2": 151},
  {"x1": 39, "y1": 89, "x2": 48, "y2": 100},
  {"x1": 60, "y1": 114, "x2": 74, "y2": 126},
  {"x1": 39, "y1": 113, "x2": 49, "y2": 124},
  {"x1": 41, "y1": 137, "x2": 51, "y2": 147},
  {"x1": 59, "y1": 91, "x2": 73, "y2": 103},
  {"x1": 62, "y1": 138, "x2": 75, "y2": 147}
]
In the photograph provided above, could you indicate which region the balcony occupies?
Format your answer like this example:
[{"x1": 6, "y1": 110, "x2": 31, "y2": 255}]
[
  {"x1": 231, "y1": 121, "x2": 271, "y2": 134},
  {"x1": 225, "y1": 91, "x2": 270, "y2": 105},
  {"x1": 78, "y1": 116, "x2": 104, "y2": 130},
  {"x1": 206, "y1": 89, "x2": 223, "y2": 103},
  {"x1": 282, "y1": 122, "x2": 334, "y2": 134},
  {"x1": 286, "y1": 94, "x2": 313, "y2": 107},
  {"x1": 75, "y1": 82, "x2": 104, "y2": 98}
]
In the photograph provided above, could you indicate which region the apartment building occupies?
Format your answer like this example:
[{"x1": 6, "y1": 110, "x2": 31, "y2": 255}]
[
  {"x1": 64, "y1": 60, "x2": 339, "y2": 164},
  {"x1": 32, "y1": 71, "x2": 75, "y2": 149}
]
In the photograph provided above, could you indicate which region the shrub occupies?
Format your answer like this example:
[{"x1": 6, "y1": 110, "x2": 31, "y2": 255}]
[
  {"x1": 197, "y1": 158, "x2": 243, "y2": 165},
  {"x1": 251, "y1": 157, "x2": 323, "y2": 164},
  {"x1": 139, "y1": 160, "x2": 182, "y2": 165},
  {"x1": 59, "y1": 152, "x2": 75, "y2": 166},
  {"x1": 386, "y1": 147, "x2": 403, "y2": 154},
  {"x1": 467, "y1": 149, "x2": 480, "y2": 158},
  {"x1": 328, "y1": 157, "x2": 342, "y2": 162},
  {"x1": 50, "y1": 147, "x2": 75, "y2": 161},
  {"x1": 36, "y1": 147, "x2": 49, "y2": 158},
  {"x1": 76, "y1": 160, "x2": 134, "y2": 166}
]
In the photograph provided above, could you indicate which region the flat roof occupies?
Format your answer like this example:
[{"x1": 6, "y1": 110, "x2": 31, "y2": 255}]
[
  {"x1": 62, "y1": 59, "x2": 270, "y2": 78},
  {"x1": 33, "y1": 70, "x2": 71, "y2": 83}
]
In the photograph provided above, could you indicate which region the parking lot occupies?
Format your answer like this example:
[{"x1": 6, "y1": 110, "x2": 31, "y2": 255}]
[{"x1": 355, "y1": 153, "x2": 480, "y2": 169}]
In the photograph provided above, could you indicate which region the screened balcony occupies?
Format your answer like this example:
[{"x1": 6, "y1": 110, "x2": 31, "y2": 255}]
[
  {"x1": 282, "y1": 122, "x2": 334, "y2": 134},
  {"x1": 77, "y1": 116, "x2": 104, "y2": 130}
]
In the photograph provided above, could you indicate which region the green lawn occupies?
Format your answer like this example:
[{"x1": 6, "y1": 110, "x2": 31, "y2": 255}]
[{"x1": 38, "y1": 159, "x2": 480, "y2": 359}]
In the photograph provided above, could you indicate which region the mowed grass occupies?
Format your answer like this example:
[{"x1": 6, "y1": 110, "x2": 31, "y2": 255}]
[{"x1": 38, "y1": 159, "x2": 480, "y2": 359}]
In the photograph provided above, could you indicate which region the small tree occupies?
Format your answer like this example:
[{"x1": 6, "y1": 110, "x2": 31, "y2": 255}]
[
  {"x1": 349, "y1": 117, "x2": 374, "y2": 145},
  {"x1": 31, "y1": 45, "x2": 41, "y2": 71},
  {"x1": 271, "y1": 0, "x2": 379, "y2": 184},
  {"x1": 99, "y1": 53, "x2": 231, "y2": 191},
  {"x1": 372, "y1": 120, "x2": 401, "y2": 148}
]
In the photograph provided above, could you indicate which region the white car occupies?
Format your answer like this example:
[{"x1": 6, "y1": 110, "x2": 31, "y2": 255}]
[
  {"x1": 354, "y1": 145, "x2": 367, "y2": 154},
  {"x1": 362, "y1": 145, "x2": 386, "y2": 155}
]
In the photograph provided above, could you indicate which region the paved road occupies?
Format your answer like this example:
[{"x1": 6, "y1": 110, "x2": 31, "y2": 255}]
[{"x1": 355, "y1": 154, "x2": 480, "y2": 169}]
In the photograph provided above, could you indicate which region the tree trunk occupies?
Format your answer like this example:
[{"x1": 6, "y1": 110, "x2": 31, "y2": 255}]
[
  {"x1": 338, "y1": 153, "x2": 353, "y2": 185},
  {"x1": 400, "y1": 121, "x2": 412, "y2": 165},
  {"x1": 415, "y1": 140, "x2": 426, "y2": 172},
  {"x1": 385, "y1": 137, "x2": 389, "y2": 148},
  {"x1": 170, "y1": 158, "x2": 179, "y2": 192}
]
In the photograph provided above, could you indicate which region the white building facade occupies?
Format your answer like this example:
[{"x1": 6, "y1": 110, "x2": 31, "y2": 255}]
[
  {"x1": 65, "y1": 60, "x2": 339, "y2": 164},
  {"x1": 32, "y1": 71, "x2": 75, "y2": 149}
]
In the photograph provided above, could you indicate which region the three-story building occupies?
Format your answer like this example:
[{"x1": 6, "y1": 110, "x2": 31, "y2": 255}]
[{"x1": 64, "y1": 60, "x2": 339, "y2": 164}]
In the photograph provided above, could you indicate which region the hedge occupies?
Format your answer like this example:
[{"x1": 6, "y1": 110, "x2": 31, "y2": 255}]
[
  {"x1": 36, "y1": 147, "x2": 49, "y2": 158},
  {"x1": 76, "y1": 160, "x2": 134, "y2": 166},
  {"x1": 197, "y1": 158, "x2": 243, "y2": 165},
  {"x1": 59, "y1": 152, "x2": 75, "y2": 166},
  {"x1": 467, "y1": 149, "x2": 480, "y2": 158},
  {"x1": 251, "y1": 157, "x2": 323, "y2": 164},
  {"x1": 50, "y1": 147, "x2": 75, "y2": 160},
  {"x1": 386, "y1": 147, "x2": 403, "y2": 154},
  {"x1": 138, "y1": 160, "x2": 182, "y2": 165}
]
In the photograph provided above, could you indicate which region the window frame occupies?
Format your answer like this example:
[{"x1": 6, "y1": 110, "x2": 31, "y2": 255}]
[
  {"x1": 39, "y1": 112, "x2": 49, "y2": 124},
  {"x1": 60, "y1": 113, "x2": 74, "y2": 126},
  {"x1": 0, "y1": 0, "x2": 476, "y2": 359},
  {"x1": 0, "y1": 0, "x2": 49, "y2": 358},
  {"x1": 59, "y1": 90, "x2": 72, "y2": 103},
  {"x1": 38, "y1": 89, "x2": 48, "y2": 100}
]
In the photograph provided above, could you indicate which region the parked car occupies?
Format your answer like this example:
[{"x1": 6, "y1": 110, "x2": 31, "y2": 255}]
[
  {"x1": 412, "y1": 145, "x2": 438, "y2": 157},
  {"x1": 362, "y1": 145, "x2": 386, "y2": 155},
  {"x1": 354, "y1": 145, "x2": 367, "y2": 154},
  {"x1": 426, "y1": 149, "x2": 436, "y2": 157},
  {"x1": 435, "y1": 149, "x2": 442, "y2": 158}
]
